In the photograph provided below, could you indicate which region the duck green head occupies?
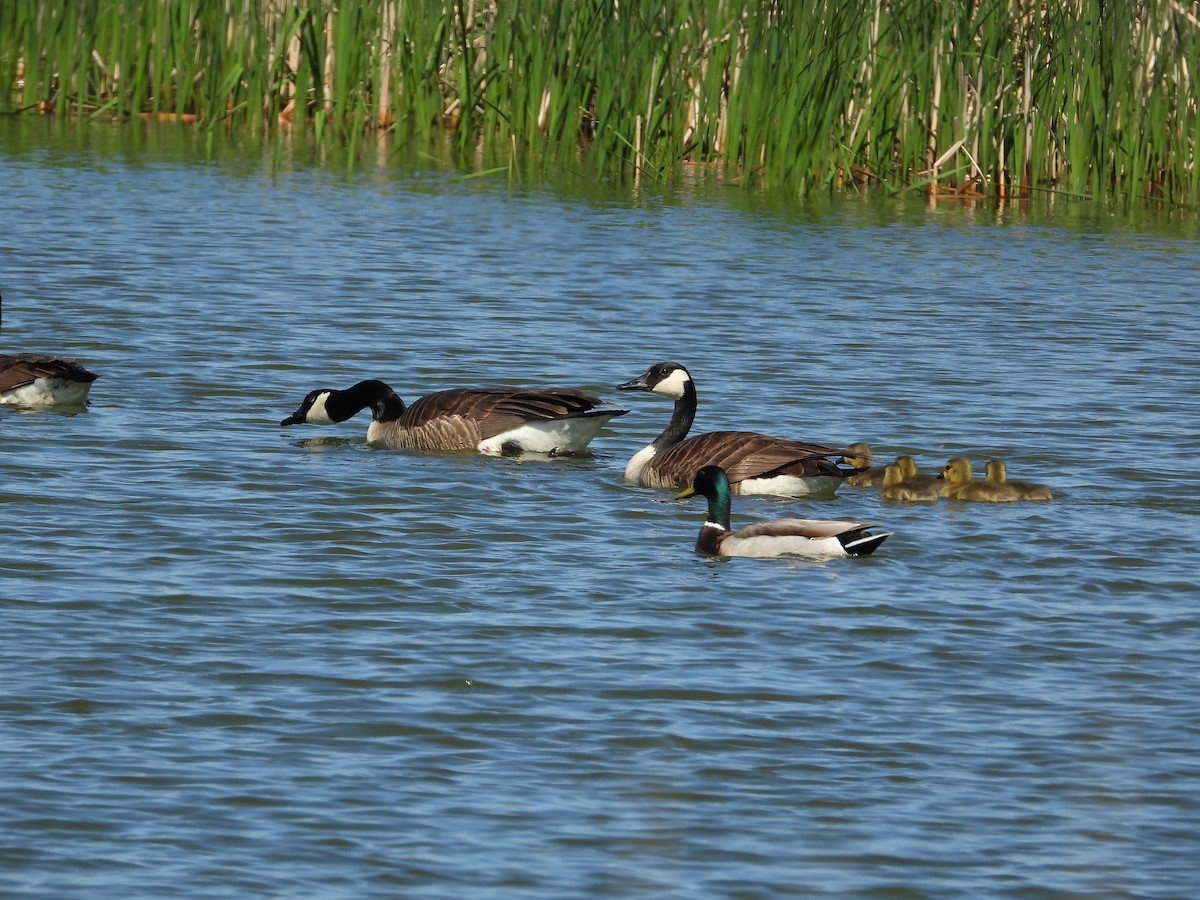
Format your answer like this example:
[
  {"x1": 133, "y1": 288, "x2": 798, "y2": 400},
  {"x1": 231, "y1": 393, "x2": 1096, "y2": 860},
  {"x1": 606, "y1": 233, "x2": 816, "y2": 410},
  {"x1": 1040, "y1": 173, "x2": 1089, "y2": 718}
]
[{"x1": 676, "y1": 465, "x2": 733, "y2": 530}]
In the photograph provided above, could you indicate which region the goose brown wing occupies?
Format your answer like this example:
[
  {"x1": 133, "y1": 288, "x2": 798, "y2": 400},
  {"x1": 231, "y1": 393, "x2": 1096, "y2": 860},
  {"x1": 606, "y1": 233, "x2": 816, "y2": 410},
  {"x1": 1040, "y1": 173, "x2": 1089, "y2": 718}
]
[
  {"x1": 399, "y1": 387, "x2": 610, "y2": 441},
  {"x1": 652, "y1": 430, "x2": 843, "y2": 487},
  {"x1": 0, "y1": 354, "x2": 98, "y2": 393}
]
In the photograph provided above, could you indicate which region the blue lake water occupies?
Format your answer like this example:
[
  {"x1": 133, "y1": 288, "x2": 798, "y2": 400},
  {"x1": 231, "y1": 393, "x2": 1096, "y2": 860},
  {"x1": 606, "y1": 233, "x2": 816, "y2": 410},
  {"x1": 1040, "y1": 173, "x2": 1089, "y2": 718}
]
[{"x1": 2, "y1": 118, "x2": 1200, "y2": 897}]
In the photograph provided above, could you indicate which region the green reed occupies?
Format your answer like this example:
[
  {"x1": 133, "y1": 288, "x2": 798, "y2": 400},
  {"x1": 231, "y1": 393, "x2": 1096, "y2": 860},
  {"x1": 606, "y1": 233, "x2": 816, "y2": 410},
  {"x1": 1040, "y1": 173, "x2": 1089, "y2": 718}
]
[{"x1": 2, "y1": 0, "x2": 1197, "y2": 203}]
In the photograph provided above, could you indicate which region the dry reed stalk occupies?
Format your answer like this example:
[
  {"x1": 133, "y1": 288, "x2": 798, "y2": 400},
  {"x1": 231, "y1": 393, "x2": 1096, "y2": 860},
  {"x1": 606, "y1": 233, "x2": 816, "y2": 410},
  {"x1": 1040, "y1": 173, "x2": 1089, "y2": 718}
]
[{"x1": 928, "y1": 35, "x2": 942, "y2": 198}]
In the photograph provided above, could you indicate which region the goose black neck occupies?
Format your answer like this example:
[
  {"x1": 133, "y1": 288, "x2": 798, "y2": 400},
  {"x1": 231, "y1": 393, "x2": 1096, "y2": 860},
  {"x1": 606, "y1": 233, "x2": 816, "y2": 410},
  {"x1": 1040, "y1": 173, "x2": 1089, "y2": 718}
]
[
  {"x1": 331, "y1": 380, "x2": 405, "y2": 423},
  {"x1": 365, "y1": 381, "x2": 405, "y2": 423},
  {"x1": 653, "y1": 379, "x2": 697, "y2": 450}
]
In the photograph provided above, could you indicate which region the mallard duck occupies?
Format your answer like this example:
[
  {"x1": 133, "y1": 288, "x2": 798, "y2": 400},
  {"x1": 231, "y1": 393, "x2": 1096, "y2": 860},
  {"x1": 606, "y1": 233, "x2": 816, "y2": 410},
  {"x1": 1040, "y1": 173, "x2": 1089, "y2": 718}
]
[
  {"x1": 676, "y1": 465, "x2": 892, "y2": 558},
  {"x1": 984, "y1": 459, "x2": 1053, "y2": 501},
  {"x1": 0, "y1": 293, "x2": 98, "y2": 407},
  {"x1": 880, "y1": 462, "x2": 941, "y2": 502},
  {"x1": 281, "y1": 378, "x2": 627, "y2": 455},
  {"x1": 618, "y1": 362, "x2": 852, "y2": 496}
]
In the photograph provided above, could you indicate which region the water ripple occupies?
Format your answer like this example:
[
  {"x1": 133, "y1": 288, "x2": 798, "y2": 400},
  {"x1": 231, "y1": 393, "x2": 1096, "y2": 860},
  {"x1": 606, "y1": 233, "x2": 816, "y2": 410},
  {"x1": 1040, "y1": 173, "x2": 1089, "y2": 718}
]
[{"x1": 3, "y1": 121, "x2": 1200, "y2": 898}]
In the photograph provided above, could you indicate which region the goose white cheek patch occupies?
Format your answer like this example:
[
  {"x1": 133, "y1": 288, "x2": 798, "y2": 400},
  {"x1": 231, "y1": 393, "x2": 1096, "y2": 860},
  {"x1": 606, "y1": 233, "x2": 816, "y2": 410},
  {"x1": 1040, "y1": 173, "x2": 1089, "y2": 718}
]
[
  {"x1": 305, "y1": 392, "x2": 337, "y2": 425},
  {"x1": 653, "y1": 368, "x2": 692, "y2": 399}
]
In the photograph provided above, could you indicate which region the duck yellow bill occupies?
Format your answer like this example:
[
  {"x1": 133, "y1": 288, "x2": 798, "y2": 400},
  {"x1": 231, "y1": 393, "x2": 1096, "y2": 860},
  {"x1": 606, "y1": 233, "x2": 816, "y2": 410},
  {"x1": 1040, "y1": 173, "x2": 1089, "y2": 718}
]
[{"x1": 675, "y1": 486, "x2": 696, "y2": 499}]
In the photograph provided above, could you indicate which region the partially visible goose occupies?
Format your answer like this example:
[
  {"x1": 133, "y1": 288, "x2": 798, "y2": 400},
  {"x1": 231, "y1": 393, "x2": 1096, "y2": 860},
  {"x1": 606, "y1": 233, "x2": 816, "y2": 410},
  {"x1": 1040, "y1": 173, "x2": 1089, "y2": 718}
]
[
  {"x1": 843, "y1": 441, "x2": 887, "y2": 487},
  {"x1": 0, "y1": 293, "x2": 99, "y2": 407},
  {"x1": 677, "y1": 466, "x2": 892, "y2": 558},
  {"x1": 281, "y1": 378, "x2": 627, "y2": 455},
  {"x1": 939, "y1": 457, "x2": 1020, "y2": 502},
  {"x1": 881, "y1": 463, "x2": 941, "y2": 502},
  {"x1": 896, "y1": 455, "x2": 940, "y2": 487},
  {"x1": 618, "y1": 362, "x2": 852, "y2": 497},
  {"x1": 984, "y1": 459, "x2": 1053, "y2": 501}
]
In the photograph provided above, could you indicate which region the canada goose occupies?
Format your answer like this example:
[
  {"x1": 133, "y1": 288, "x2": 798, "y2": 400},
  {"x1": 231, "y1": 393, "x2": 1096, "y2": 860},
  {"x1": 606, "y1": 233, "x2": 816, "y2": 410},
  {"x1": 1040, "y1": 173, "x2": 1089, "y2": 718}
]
[
  {"x1": 895, "y1": 455, "x2": 938, "y2": 487},
  {"x1": 0, "y1": 293, "x2": 98, "y2": 407},
  {"x1": 617, "y1": 362, "x2": 852, "y2": 496},
  {"x1": 880, "y1": 463, "x2": 942, "y2": 502},
  {"x1": 281, "y1": 378, "x2": 627, "y2": 455},
  {"x1": 984, "y1": 459, "x2": 1053, "y2": 501},
  {"x1": 843, "y1": 448, "x2": 936, "y2": 490},
  {"x1": 842, "y1": 441, "x2": 887, "y2": 486},
  {"x1": 939, "y1": 457, "x2": 1020, "y2": 502},
  {"x1": 676, "y1": 466, "x2": 892, "y2": 558}
]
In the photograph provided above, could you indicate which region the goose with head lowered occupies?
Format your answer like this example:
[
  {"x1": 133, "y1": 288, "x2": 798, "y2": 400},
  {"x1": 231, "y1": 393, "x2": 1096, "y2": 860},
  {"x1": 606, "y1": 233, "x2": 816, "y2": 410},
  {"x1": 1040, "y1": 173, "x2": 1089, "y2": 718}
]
[
  {"x1": 0, "y1": 293, "x2": 99, "y2": 408},
  {"x1": 677, "y1": 466, "x2": 892, "y2": 558},
  {"x1": 618, "y1": 361, "x2": 853, "y2": 497},
  {"x1": 281, "y1": 378, "x2": 627, "y2": 455}
]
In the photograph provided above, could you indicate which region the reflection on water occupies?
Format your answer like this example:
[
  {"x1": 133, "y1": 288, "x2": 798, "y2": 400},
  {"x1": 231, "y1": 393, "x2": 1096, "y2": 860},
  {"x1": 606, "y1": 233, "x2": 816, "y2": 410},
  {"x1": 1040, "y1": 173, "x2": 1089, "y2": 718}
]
[{"x1": 2, "y1": 117, "x2": 1200, "y2": 898}]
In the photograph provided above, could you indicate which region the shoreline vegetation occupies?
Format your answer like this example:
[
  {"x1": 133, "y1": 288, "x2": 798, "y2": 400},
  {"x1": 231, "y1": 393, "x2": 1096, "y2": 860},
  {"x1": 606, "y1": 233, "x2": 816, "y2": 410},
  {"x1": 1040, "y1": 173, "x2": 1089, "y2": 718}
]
[{"x1": 2, "y1": 1, "x2": 1198, "y2": 203}]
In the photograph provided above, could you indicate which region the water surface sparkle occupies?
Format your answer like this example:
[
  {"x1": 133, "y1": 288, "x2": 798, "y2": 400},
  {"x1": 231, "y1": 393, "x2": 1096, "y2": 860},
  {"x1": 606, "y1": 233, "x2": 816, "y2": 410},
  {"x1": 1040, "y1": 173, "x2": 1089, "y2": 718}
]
[{"x1": 3, "y1": 119, "x2": 1199, "y2": 898}]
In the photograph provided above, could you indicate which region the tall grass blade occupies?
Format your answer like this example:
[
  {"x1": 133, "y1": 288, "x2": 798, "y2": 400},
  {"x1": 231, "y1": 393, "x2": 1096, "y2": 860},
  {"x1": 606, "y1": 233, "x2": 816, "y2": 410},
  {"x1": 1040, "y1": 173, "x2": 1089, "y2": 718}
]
[{"x1": 1, "y1": 0, "x2": 1195, "y2": 203}]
